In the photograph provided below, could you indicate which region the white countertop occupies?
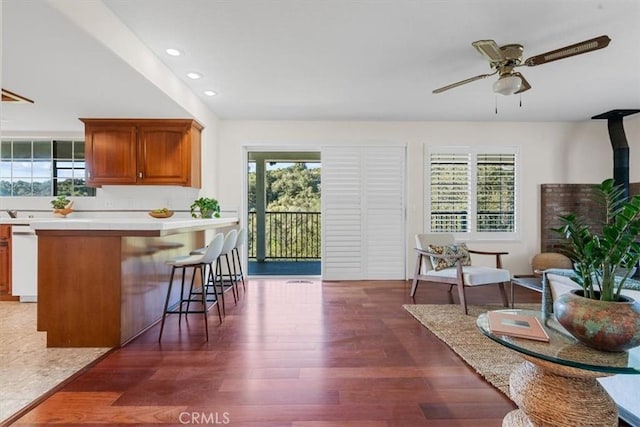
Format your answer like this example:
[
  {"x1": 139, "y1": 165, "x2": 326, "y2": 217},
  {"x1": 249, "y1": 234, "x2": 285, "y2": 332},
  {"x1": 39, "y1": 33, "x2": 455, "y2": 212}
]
[
  {"x1": 28, "y1": 217, "x2": 239, "y2": 231},
  {"x1": 0, "y1": 218, "x2": 58, "y2": 225}
]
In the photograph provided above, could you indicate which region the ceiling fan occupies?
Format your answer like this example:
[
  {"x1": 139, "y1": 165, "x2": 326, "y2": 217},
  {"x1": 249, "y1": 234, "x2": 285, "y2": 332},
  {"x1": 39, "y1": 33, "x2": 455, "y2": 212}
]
[{"x1": 433, "y1": 35, "x2": 611, "y2": 96}]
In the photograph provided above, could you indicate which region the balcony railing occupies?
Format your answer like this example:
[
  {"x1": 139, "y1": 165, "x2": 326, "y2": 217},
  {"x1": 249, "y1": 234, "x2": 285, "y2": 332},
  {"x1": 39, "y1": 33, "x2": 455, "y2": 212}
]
[{"x1": 248, "y1": 211, "x2": 321, "y2": 260}]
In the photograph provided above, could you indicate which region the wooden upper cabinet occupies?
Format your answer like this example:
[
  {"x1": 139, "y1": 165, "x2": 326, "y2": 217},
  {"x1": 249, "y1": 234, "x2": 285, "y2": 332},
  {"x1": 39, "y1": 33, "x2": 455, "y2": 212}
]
[
  {"x1": 138, "y1": 124, "x2": 190, "y2": 185},
  {"x1": 84, "y1": 123, "x2": 138, "y2": 185},
  {"x1": 81, "y1": 118, "x2": 202, "y2": 188}
]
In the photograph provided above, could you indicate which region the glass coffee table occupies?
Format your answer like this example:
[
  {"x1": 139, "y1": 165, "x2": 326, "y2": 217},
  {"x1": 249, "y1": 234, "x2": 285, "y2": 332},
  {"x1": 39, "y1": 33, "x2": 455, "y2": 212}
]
[
  {"x1": 477, "y1": 309, "x2": 640, "y2": 427},
  {"x1": 510, "y1": 276, "x2": 542, "y2": 308}
]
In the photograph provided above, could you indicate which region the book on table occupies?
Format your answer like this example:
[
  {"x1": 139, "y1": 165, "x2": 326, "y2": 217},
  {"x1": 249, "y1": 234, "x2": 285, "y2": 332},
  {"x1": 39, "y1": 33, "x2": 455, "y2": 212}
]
[{"x1": 487, "y1": 311, "x2": 550, "y2": 342}]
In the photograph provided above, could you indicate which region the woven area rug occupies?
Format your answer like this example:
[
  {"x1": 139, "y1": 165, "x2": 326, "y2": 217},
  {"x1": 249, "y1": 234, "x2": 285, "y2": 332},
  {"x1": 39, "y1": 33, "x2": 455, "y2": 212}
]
[{"x1": 403, "y1": 303, "x2": 540, "y2": 397}]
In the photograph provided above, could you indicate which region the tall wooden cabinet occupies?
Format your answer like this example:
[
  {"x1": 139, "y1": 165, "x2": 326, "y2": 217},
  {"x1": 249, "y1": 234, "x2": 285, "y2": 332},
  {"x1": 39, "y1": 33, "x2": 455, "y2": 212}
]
[{"x1": 81, "y1": 118, "x2": 203, "y2": 188}]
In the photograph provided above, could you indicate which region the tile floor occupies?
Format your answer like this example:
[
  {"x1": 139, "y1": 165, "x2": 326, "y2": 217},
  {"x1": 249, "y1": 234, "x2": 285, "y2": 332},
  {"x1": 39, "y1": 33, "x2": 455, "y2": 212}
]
[{"x1": 0, "y1": 301, "x2": 110, "y2": 424}]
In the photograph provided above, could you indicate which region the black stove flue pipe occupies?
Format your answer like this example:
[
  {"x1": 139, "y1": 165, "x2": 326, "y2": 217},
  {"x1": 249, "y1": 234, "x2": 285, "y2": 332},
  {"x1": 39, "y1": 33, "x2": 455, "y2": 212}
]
[{"x1": 592, "y1": 109, "x2": 640, "y2": 200}]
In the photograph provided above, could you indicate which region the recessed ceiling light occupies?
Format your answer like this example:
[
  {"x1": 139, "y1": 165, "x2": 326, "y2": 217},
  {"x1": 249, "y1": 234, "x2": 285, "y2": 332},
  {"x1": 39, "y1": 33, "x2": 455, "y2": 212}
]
[
  {"x1": 165, "y1": 48, "x2": 182, "y2": 56},
  {"x1": 187, "y1": 72, "x2": 202, "y2": 80},
  {"x1": 204, "y1": 90, "x2": 217, "y2": 96}
]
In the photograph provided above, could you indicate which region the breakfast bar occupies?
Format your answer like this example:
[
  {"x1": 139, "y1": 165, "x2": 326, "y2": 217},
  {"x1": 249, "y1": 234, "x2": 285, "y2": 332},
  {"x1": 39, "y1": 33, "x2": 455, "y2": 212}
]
[{"x1": 31, "y1": 217, "x2": 238, "y2": 347}]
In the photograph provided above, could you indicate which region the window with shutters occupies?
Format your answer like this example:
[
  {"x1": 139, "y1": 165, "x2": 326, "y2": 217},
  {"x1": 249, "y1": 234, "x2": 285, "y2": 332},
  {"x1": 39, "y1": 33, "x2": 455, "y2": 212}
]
[{"x1": 426, "y1": 147, "x2": 518, "y2": 240}]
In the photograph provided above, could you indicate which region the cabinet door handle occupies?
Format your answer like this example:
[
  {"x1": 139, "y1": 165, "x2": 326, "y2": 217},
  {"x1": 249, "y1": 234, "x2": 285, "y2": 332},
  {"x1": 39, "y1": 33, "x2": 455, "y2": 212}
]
[{"x1": 139, "y1": 172, "x2": 143, "y2": 178}]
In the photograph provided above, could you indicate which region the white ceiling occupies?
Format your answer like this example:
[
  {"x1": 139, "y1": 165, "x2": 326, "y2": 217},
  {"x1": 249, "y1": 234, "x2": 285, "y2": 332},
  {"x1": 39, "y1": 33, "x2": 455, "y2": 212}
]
[{"x1": 2, "y1": 0, "x2": 640, "y2": 133}]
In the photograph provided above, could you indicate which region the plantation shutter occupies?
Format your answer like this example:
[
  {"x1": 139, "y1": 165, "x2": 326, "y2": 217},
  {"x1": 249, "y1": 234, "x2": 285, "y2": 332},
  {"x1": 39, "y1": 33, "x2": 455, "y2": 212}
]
[
  {"x1": 364, "y1": 147, "x2": 406, "y2": 279},
  {"x1": 322, "y1": 147, "x2": 363, "y2": 280},
  {"x1": 322, "y1": 145, "x2": 406, "y2": 280},
  {"x1": 429, "y1": 153, "x2": 471, "y2": 232},
  {"x1": 476, "y1": 153, "x2": 516, "y2": 232}
]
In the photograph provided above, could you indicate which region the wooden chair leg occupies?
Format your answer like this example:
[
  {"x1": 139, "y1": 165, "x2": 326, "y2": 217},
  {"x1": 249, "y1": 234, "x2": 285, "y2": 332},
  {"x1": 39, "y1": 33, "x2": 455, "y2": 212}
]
[
  {"x1": 498, "y1": 281, "x2": 509, "y2": 307},
  {"x1": 455, "y1": 263, "x2": 468, "y2": 315},
  {"x1": 410, "y1": 253, "x2": 422, "y2": 297},
  {"x1": 456, "y1": 282, "x2": 468, "y2": 315}
]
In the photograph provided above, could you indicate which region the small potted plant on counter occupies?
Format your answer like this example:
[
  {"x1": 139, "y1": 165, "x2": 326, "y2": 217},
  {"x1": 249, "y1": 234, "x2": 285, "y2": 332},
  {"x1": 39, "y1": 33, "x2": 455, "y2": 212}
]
[
  {"x1": 190, "y1": 197, "x2": 220, "y2": 218},
  {"x1": 51, "y1": 195, "x2": 74, "y2": 217}
]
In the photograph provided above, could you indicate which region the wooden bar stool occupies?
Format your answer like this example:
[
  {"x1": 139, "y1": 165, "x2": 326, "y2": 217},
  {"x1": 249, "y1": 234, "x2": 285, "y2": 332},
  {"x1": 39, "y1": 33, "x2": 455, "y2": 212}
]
[{"x1": 158, "y1": 233, "x2": 224, "y2": 342}]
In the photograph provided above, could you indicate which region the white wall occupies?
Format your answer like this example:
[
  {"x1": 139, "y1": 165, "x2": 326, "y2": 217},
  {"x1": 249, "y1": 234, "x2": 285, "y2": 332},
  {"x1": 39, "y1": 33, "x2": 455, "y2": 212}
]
[
  {"x1": 2, "y1": 115, "x2": 638, "y2": 273},
  {"x1": 217, "y1": 118, "x2": 640, "y2": 276}
]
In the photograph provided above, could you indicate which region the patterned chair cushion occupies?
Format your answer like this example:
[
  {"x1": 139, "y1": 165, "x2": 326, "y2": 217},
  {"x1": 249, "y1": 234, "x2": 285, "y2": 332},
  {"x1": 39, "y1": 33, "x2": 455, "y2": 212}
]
[{"x1": 427, "y1": 243, "x2": 472, "y2": 271}]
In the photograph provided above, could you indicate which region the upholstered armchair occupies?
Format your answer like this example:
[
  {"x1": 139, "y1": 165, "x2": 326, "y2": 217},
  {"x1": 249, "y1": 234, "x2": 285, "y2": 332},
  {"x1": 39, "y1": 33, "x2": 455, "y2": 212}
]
[{"x1": 411, "y1": 233, "x2": 510, "y2": 314}]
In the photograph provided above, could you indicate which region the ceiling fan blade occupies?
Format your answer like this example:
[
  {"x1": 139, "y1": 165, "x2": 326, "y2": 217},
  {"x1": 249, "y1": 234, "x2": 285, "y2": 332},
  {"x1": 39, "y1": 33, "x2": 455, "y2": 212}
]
[
  {"x1": 432, "y1": 71, "x2": 497, "y2": 94},
  {"x1": 471, "y1": 40, "x2": 506, "y2": 65},
  {"x1": 472, "y1": 40, "x2": 505, "y2": 64},
  {"x1": 513, "y1": 72, "x2": 531, "y2": 94},
  {"x1": 524, "y1": 35, "x2": 611, "y2": 67},
  {"x1": 2, "y1": 88, "x2": 34, "y2": 103}
]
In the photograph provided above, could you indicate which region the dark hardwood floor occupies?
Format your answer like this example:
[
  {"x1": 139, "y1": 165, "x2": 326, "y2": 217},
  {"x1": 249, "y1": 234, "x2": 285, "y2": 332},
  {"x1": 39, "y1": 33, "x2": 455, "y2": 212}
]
[{"x1": 13, "y1": 278, "x2": 545, "y2": 426}]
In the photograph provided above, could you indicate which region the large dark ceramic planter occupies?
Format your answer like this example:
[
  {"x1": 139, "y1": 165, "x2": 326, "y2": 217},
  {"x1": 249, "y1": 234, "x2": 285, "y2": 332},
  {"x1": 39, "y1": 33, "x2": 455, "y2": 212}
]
[{"x1": 554, "y1": 289, "x2": 640, "y2": 352}]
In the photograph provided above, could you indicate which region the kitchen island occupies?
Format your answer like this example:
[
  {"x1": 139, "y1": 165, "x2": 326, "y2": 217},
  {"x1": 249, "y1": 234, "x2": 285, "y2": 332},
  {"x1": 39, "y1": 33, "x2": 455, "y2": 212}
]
[{"x1": 31, "y1": 217, "x2": 238, "y2": 347}]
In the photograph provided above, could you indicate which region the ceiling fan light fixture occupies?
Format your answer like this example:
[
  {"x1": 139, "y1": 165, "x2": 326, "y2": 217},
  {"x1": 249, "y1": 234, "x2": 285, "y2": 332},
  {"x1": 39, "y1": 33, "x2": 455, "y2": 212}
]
[{"x1": 493, "y1": 74, "x2": 522, "y2": 96}]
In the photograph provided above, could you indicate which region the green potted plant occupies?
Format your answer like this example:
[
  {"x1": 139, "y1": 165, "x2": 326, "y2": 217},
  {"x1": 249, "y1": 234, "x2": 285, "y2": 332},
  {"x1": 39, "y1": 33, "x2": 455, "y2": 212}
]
[
  {"x1": 51, "y1": 195, "x2": 71, "y2": 209},
  {"x1": 190, "y1": 197, "x2": 220, "y2": 218},
  {"x1": 552, "y1": 178, "x2": 640, "y2": 351},
  {"x1": 554, "y1": 179, "x2": 640, "y2": 300},
  {"x1": 51, "y1": 195, "x2": 74, "y2": 217}
]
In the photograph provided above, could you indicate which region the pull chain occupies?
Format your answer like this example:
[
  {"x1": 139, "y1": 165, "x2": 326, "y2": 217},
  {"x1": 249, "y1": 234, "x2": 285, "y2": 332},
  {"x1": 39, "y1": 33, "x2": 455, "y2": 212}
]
[{"x1": 495, "y1": 95, "x2": 498, "y2": 114}]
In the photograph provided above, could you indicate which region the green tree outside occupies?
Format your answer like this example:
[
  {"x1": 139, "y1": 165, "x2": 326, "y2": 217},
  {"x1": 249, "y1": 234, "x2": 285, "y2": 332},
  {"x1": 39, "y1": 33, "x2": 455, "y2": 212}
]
[{"x1": 248, "y1": 162, "x2": 321, "y2": 260}]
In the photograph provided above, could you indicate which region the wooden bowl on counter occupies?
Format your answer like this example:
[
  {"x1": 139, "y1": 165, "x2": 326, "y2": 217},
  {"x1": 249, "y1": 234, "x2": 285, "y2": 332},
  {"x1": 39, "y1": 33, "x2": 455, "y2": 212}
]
[
  {"x1": 148, "y1": 210, "x2": 174, "y2": 219},
  {"x1": 53, "y1": 208, "x2": 74, "y2": 218}
]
